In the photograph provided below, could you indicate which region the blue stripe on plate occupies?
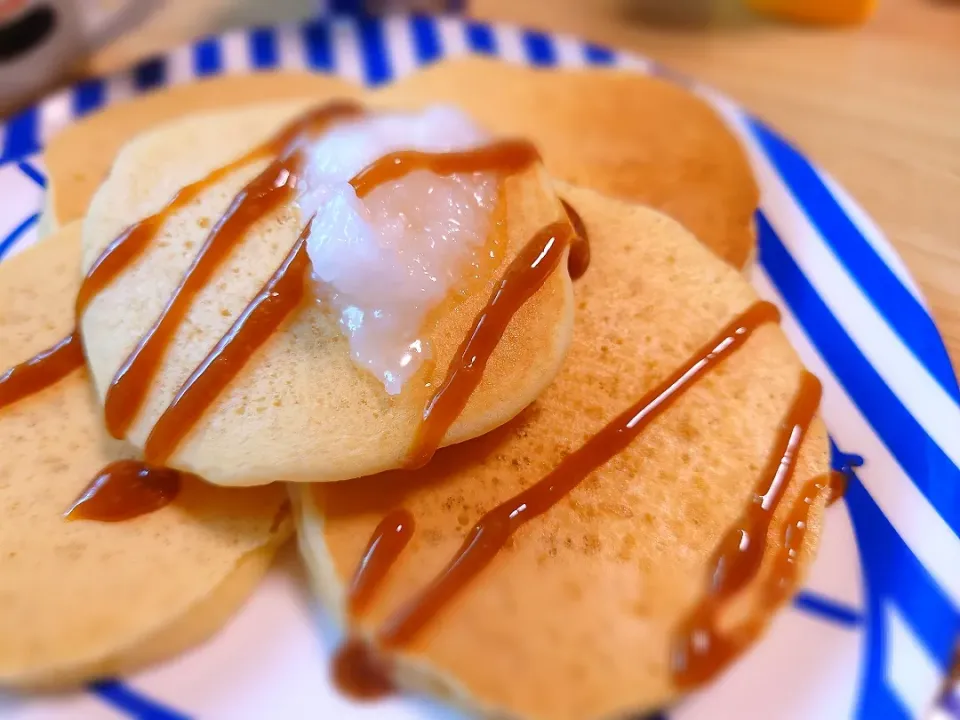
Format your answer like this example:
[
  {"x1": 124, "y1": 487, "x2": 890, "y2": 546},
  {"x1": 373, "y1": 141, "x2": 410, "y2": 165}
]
[
  {"x1": 356, "y1": 16, "x2": 392, "y2": 85},
  {"x1": 134, "y1": 57, "x2": 167, "y2": 91},
  {"x1": 249, "y1": 26, "x2": 279, "y2": 69},
  {"x1": 464, "y1": 20, "x2": 497, "y2": 55},
  {"x1": 521, "y1": 29, "x2": 557, "y2": 66},
  {"x1": 794, "y1": 590, "x2": 863, "y2": 628},
  {"x1": 1, "y1": 106, "x2": 38, "y2": 162},
  {"x1": 193, "y1": 37, "x2": 223, "y2": 76},
  {"x1": 410, "y1": 15, "x2": 442, "y2": 65},
  {"x1": 845, "y1": 480, "x2": 913, "y2": 720},
  {"x1": 302, "y1": 19, "x2": 333, "y2": 71},
  {"x1": 764, "y1": 207, "x2": 960, "y2": 703},
  {"x1": 0, "y1": 212, "x2": 39, "y2": 260},
  {"x1": 844, "y1": 469, "x2": 959, "y2": 718},
  {"x1": 329, "y1": 0, "x2": 363, "y2": 11},
  {"x1": 748, "y1": 119, "x2": 960, "y2": 405},
  {"x1": 91, "y1": 680, "x2": 191, "y2": 720},
  {"x1": 72, "y1": 78, "x2": 106, "y2": 116},
  {"x1": 845, "y1": 473, "x2": 960, "y2": 671},
  {"x1": 757, "y1": 211, "x2": 960, "y2": 538},
  {"x1": 17, "y1": 159, "x2": 46, "y2": 188},
  {"x1": 583, "y1": 42, "x2": 616, "y2": 66}
]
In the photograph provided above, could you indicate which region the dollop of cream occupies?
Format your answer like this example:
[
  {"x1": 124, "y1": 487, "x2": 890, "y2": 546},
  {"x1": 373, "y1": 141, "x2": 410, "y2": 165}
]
[{"x1": 297, "y1": 106, "x2": 500, "y2": 395}]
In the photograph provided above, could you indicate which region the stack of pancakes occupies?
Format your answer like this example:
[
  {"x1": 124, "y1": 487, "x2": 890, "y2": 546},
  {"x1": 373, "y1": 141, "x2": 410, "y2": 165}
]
[{"x1": 0, "y1": 58, "x2": 829, "y2": 719}]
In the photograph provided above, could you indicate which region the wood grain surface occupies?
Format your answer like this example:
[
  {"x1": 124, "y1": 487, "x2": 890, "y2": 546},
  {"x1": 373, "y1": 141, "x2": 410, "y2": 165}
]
[{"x1": 80, "y1": 0, "x2": 960, "y2": 372}]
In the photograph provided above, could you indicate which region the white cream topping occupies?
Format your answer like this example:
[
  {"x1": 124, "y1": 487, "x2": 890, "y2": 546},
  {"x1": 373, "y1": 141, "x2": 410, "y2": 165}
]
[{"x1": 298, "y1": 106, "x2": 500, "y2": 395}]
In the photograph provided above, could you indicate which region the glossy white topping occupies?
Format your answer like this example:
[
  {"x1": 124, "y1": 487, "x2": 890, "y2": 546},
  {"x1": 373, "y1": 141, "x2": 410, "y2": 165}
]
[{"x1": 298, "y1": 106, "x2": 499, "y2": 395}]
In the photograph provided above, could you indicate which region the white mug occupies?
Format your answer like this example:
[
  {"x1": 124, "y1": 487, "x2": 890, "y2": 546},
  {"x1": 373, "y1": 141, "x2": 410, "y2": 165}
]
[{"x1": 0, "y1": 0, "x2": 152, "y2": 110}]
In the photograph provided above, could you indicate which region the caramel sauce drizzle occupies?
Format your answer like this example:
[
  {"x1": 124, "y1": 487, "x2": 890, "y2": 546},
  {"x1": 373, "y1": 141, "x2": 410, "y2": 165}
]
[
  {"x1": 101, "y1": 154, "x2": 295, "y2": 439},
  {"x1": 349, "y1": 139, "x2": 540, "y2": 199},
  {"x1": 346, "y1": 508, "x2": 417, "y2": 618},
  {"x1": 560, "y1": 198, "x2": 590, "y2": 281},
  {"x1": 78, "y1": 154, "x2": 264, "y2": 317},
  {"x1": 407, "y1": 220, "x2": 575, "y2": 469},
  {"x1": 371, "y1": 301, "x2": 781, "y2": 649},
  {"x1": 143, "y1": 221, "x2": 315, "y2": 464},
  {"x1": 672, "y1": 473, "x2": 830, "y2": 687},
  {"x1": 0, "y1": 331, "x2": 84, "y2": 411},
  {"x1": 63, "y1": 460, "x2": 183, "y2": 522},
  {"x1": 659, "y1": 473, "x2": 831, "y2": 691},
  {"x1": 670, "y1": 370, "x2": 823, "y2": 688},
  {"x1": 827, "y1": 470, "x2": 848, "y2": 507},
  {"x1": 331, "y1": 637, "x2": 396, "y2": 700},
  {"x1": 103, "y1": 102, "x2": 363, "y2": 440}
]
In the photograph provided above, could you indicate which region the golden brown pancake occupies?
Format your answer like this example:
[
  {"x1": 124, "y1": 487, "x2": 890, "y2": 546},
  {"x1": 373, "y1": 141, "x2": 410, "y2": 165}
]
[
  {"x1": 293, "y1": 185, "x2": 829, "y2": 719},
  {"x1": 374, "y1": 58, "x2": 759, "y2": 269},
  {"x1": 42, "y1": 62, "x2": 756, "y2": 268},
  {"x1": 0, "y1": 223, "x2": 291, "y2": 689},
  {"x1": 80, "y1": 103, "x2": 574, "y2": 487},
  {"x1": 41, "y1": 72, "x2": 363, "y2": 234}
]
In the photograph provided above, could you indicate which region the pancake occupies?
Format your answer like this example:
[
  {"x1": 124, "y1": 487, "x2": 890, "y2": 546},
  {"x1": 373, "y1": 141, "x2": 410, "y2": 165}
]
[
  {"x1": 80, "y1": 102, "x2": 575, "y2": 487},
  {"x1": 293, "y1": 185, "x2": 830, "y2": 719},
  {"x1": 41, "y1": 72, "x2": 363, "y2": 235},
  {"x1": 0, "y1": 223, "x2": 292, "y2": 689},
  {"x1": 42, "y1": 62, "x2": 756, "y2": 269},
  {"x1": 373, "y1": 58, "x2": 758, "y2": 269}
]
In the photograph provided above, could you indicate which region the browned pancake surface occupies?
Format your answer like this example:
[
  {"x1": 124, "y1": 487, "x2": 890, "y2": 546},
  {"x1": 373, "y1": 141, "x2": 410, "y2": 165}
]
[
  {"x1": 375, "y1": 58, "x2": 758, "y2": 268},
  {"x1": 296, "y1": 186, "x2": 828, "y2": 719},
  {"x1": 0, "y1": 225, "x2": 291, "y2": 688}
]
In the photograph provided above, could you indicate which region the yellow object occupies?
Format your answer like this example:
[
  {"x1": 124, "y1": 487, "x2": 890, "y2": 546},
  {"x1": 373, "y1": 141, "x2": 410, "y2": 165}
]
[{"x1": 749, "y1": 0, "x2": 877, "y2": 25}]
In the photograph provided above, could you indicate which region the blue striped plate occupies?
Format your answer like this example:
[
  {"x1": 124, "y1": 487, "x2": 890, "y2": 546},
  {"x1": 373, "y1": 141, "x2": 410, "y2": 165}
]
[{"x1": 1, "y1": 13, "x2": 958, "y2": 720}]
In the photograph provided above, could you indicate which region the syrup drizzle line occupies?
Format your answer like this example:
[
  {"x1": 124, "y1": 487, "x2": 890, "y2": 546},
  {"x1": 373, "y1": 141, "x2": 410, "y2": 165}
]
[
  {"x1": 407, "y1": 220, "x2": 575, "y2": 469},
  {"x1": 0, "y1": 331, "x2": 84, "y2": 411},
  {"x1": 560, "y1": 198, "x2": 590, "y2": 281},
  {"x1": 144, "y1": 220, "x2": 314, "y2": 464},
  {"x1": 671, "y1": 472, "x2": 830, "y2": 689},
  {"x1": 349, "y1": 139, "x2": 540, "y2": 199},
  {"x1": 64, "y1": 460, "x2": 183, "y2": 522},
  {"x1": 370, "y1": 301, "x2": 782, "y2": 649},
  {"x1": 102, "y1": 153, "x2": 302, "y2": 439},
  {"x1": 76, "y1": 148, "x2": 269, "y2": 317},
  {"x1": 347, "y1": 508, "x2": 417, "y2": 618},
  {"x1": 827, "y1": 470, "x2": 848, "y2": 507},
  {"x1": 670, "y1": 370, "x2": 823, "y2": 687}
]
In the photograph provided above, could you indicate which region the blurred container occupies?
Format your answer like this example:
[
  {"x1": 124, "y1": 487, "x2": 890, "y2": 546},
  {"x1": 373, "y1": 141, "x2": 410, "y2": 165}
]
[
  {"x1": 748, "y1": 0, "x2": 877, "y2": 25},
  {"x1": 0, "y1": 0, "x2": 152, "y2": 111}
]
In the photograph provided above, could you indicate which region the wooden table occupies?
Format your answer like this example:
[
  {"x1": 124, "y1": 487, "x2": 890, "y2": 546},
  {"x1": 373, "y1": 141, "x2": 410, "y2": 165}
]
[{"x1": 83, "y1": 0, "x2": 960, "y2": 372}]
